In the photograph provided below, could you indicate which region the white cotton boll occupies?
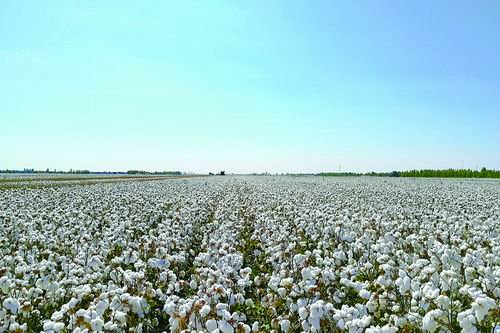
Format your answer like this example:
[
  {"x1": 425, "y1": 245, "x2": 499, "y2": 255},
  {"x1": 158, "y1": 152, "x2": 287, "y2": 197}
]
[
  {"x1": 68, "y1": 298, "x2": 78, "y2": 309},
  {"x1": 104, "y1": 321, "x2": 116, "y2": 330},
  {"x1": 51, "y1": 311, "x2": 64, "y2": 321},
  {"x1": 301, "y1": 268, "x2": 313, "y2": 281},
  {"x1": 298, "y1": 307, "x2": 308, "y2": 320},
  {"x1": 359, "y1": 315, "x2": 372, "y2": 327},
  {"x1": 399, "y1": 276, "x2": 411, "y2": 294},
  {"x1": 309, "y1": 317, "x2": 321, "y2": 331},
  {"x1": 325, "y1": 303, "x2": 334, "y2": 312},
  {"x1": 309, "y1": 303, "x2": 324, "y2": 319},
  {"x1": 164, "y1": 301, "x2": 176, "y2": 315},
  {"x1": 280, "y1": 277, "x2": 293, "y2": 288},
  {"x1": 190, "y1": 280, "x2": 198, "y2": 289},
  {"x1": 359, "y1": 289, "x2": 371, "y2": 300},
  {"x1": 294, "y1": 254, "x2": 306, "y2": 267},
  {"x1": 218, "y1": 320, "x2": 234, "y2": 333},
  {"x1": 90, "y1": 318, "x2": 104, "y2": 332},
  {"x1": 269, "y1": 276, "x2": 280, "y2": 291},
  {"x1": 297, "y1": 298, "x2": 307, "y2": 309},
  {"x1": 254, "y1": 276, "x2": 262, "y2": 287},
  {"x1": 471, "y1": 296, "x2": 495, "y2": 321},
  {"x1": 457, "y1": 310, "x2": 477, "y2": 332},
  {"x1": 219, "y1": 309, "x2": 231, "y2": 320},
  {"x1": 53, "y1": 322, "x2": 65, "y2": 331},
  {"x1": 422, "y1": 312, "x2": 438, "y2": 332},
  {"x1": 435, "y1": 295, "x2": 450, "y2": 309},
  {"x1": 301, "y1": 320, "x2": 310, "y2": 331},
  {"x1": 200, "y1": 304, "x2": 211, "y2": 317},
  {"x1": 95, "y1": 299, "x2": 109, "y2": 316},
  {"x1": 278, "y1": 287, "x2": 287, "y2": 297},
  {"x1": 381, "y1": 325, "x2": 398, "y2": 333},
  {"x1": 424, "y1": 286, "x2": 440, "y2": 300},
  {"x1": 251, "y1": 321, "x2": 259, "y2": 332},
  {"x1": 280, "y1": 319, "x2": 290, "y2": 332},
  {"x1": 115, "y1": 311, "x2": 127, "y2": 324},
  {"x1": 0, "y1": 277, "x2": 11, "y2": 294},
  {"x1": 43, "y1": 321, "x2": 55, "y2": 331},
  {"x1": 367, "y1": 301, "x2": 377, "y2": 313},
  {"x1": 206, "y1": 319, "x2": 218, "y2": 332},
  {"x1": 3, "y1": 297, "x2": 20, "y2": 314},
  {"x1": 422, "y1": 310, "x2": 443, "y2": 332}
]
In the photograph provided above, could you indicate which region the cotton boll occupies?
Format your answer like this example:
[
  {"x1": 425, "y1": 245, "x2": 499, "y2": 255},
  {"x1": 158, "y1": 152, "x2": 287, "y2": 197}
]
[
  {"x1": 218, "y1": 320, "x2": 234, "y2": 333},
  {"x1": 190, "y1": 279, "x2": 198, "y2": 289},
  {"x1": 301, "y1": 268, "x2": 313, "y2": 281},
  {"x1": 309, "y1": 317, "x2": 321, "y2": 331},
  {"x1": 104, "y1": 321, "x2": 117, "y2": 331},
  {"x1": 280, "y1": 319, "x2": 290, "y2": 332},
  {"x1": 435, "y1": 295, "x2": 450, "y2": 309},
  {"x1": 359, "y1": 289, "x2": 371, "y2": 300},
  {"x1": 471, "y1": 296, "x2": 495, "y2": 321},
  {"x1": 95, "y1": 299, "x2": 109, "y2": 316},
  {"x1": 0, "y1": 277, "x2": 11, "y2": 294},
  {"x1": 206, "y1": 319, "x2": 218, "y2": 332},
  {"x1": 457, "y1": 310, "x2": 477, "y2": 332},
  {"x1": 53, "y1": 322, "x2": 65, "y2": 331},
  {"x1": 301, "y1": 320, "x2": 310, "y2": 331},
  {"x1": 280, "y1": 277, "x2": 293, "y2": 288},
  {"x1": 200, "y1": 304, "x2": 211, "y2": 317},
  {"x1": 309, "y1": 302, "x2": 324, "y2": 319},
  {"x1": 422, "y1": 312, "x2": 438, "y2": 332},
  {"x1": 2, "y1": 297, "x2": 20, "y2": 314},
  {"x1": 298, "y1": 307, "x2": 308, "y2": 320},
  {"x1": 277, "y1": 287, "x2": 287, "y2": 297}
]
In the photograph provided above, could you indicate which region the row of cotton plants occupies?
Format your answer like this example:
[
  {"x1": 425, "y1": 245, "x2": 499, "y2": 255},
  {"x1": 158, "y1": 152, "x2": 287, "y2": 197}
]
[{"x1": 1, "y1": 177, "x2": 499, "y2": 332}]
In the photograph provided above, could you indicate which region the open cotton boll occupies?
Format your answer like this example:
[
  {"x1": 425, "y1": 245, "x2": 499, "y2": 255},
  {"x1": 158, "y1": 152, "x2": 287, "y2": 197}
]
[
  {"x1": 298, "y1": 307, "x2": 308, "y2": 320},
  {"x1": 309, "y1": 302, "x2": 324, "y2": 319},
  {"x1": 280, "y1": 277, "x2": 293, "y2": 288},
  {"x1": 422, "y1": 309, "x2": 444, "y2": 332},
  {"x1": 280, "y1": 319, "x2": 290, "y2": 332},
  {"x1": 0, "y1": 277, "x2": 11, "y2": 294},
  {"x1": 435, "y1": 295, "x2": 450, "y2": 309},
  {"x1": 2, "y1": 297, "x2": 20, "y2": 314},
  {"x1": 359, "y1": 289, "x2": 371, "y2": 300},
  {"x1": 206, "y1": 319, "x2": 218, "y2": 332},
  {"x1": 301, "y1": 267, "x2": 313, "y2": 281},
  {"x1": 90, "y1": 318, "x2": 104, "y2": 332},
  {"x1": 218, "y1": 320, "x2": 234, "y2": 333},
  {"x1": 471, "y1": 296, "x2": 496, "y2": 321},
  {"x1": 200, "y1": 304, "x2": 211, "y2": 317}
]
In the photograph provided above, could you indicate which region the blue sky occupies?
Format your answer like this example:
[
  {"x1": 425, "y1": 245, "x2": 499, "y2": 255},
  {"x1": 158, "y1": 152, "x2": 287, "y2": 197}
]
[{"x1": 1, "y1": 1, "x2": 499, "y2": 173}]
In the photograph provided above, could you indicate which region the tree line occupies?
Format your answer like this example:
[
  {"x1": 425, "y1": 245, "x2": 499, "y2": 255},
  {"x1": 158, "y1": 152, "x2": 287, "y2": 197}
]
[{"x1": 317, "y1": 168, "x2": 500, "y2": 179}]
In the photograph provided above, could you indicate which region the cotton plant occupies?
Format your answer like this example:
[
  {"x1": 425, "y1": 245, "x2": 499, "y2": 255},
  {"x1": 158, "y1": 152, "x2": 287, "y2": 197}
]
[{"x1": 1, "y1": 176, "x2": 499, "y2": 332}]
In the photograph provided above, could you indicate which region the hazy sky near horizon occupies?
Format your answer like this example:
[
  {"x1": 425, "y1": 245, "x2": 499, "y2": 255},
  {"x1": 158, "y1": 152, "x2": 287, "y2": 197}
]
[{"x1": 1, "y1": 1, "x2": 499, "y2": 173}]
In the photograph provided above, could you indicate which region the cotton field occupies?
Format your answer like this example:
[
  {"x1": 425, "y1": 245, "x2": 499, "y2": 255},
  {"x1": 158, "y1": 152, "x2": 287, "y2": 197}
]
[{"x1": 1, "y1": 176, "x2": 499, "y2": 333}]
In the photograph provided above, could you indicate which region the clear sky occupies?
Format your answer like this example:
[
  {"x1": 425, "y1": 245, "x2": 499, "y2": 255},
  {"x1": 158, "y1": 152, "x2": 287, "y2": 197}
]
[{"x1": 1, "y1": 1, "x2": 499, "y2": 173}]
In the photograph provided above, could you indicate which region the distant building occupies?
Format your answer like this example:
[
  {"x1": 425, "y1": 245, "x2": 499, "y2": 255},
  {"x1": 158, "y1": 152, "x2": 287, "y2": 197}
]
[{"x1": 219, "y1": 171, "x2": 225, "y2": 176}]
